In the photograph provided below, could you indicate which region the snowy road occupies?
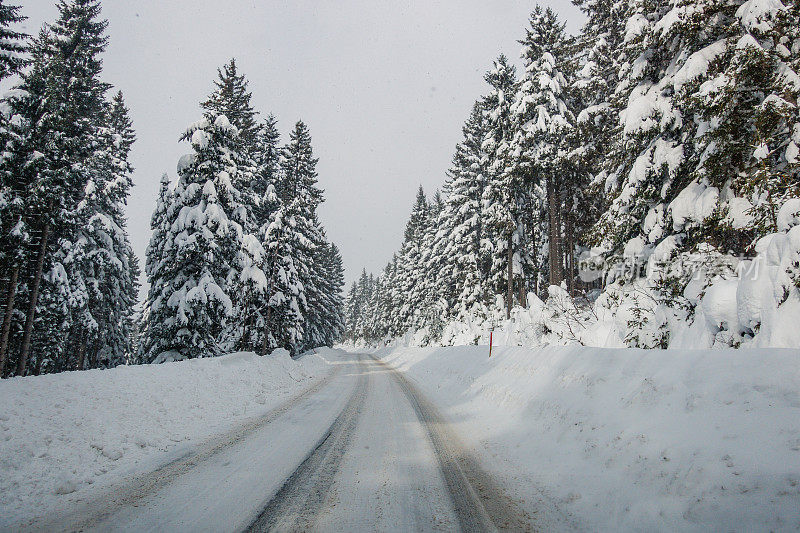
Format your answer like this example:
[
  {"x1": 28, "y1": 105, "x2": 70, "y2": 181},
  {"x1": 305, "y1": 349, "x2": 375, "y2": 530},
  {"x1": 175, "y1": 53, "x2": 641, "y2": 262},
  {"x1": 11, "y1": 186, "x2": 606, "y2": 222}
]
[{"x1": 27, "y1": 351, "x2": 529, "y2": 532}]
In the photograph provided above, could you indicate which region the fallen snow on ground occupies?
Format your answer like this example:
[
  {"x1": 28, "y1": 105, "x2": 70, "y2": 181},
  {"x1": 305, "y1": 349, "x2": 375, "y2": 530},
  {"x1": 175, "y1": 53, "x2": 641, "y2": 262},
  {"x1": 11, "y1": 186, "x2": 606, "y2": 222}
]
[
  {"x1": 0, "y1": 349, "x2": 332, "y2": 525},
  {"x1": 374, "y1": 344, "x2": 800, "y2": 532}
]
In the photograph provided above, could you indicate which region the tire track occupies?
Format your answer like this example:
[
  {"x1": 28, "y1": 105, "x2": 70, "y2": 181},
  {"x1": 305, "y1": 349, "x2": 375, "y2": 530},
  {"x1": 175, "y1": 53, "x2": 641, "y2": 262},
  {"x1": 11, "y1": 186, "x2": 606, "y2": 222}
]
[
  {"x1": 370, "y1": 354, "x2": 533, "y2": 532},
  {"x1": 247, "y1": 355, "x2": 368, "y2": 532},
  {"x1": 27, "y1": 362, "x2": 344, "y2": 533}
]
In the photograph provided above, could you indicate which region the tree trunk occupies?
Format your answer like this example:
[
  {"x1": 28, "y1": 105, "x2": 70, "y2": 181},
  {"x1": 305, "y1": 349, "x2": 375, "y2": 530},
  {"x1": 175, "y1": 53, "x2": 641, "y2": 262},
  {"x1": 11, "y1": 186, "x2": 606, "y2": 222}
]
[
  {"x1": 88, "y1": 344, "x2": 98, "y2": 370},
  {"x1": 564, "y1": 205, "x2": 575, "y2": 295},
  {"x1": 546, "y1": 177, "x2": 557, "y2": 286},
  {"x1": 0, "y1": 264, "x2": 19, "y2": 376},
  {"x1": 506, "y1": 233, "x2": 513, "y2": 319},
  {"x1": 16, "y1": 219, "x2": 50, "y2": 377},
  {"x1": 261, "y1": 305, "x2": 272, "y2": 355},
  {"x1": 77, "y1": 332, "x2": 87, "y2": 370},
  {"x1": 553, "y1": 190, "x2": 564, "y2": 285}
]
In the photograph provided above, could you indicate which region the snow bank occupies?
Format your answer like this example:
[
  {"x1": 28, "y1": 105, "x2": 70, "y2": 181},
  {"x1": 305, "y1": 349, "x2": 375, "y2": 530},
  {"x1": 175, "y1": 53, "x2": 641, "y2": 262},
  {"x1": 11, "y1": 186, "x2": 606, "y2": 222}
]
[
  {"x1": 0, "y1": 349, "x2": 334, "y2": 525},
  {"x1": 374, "y1": 344, "x2": 800, "y2": 531}
]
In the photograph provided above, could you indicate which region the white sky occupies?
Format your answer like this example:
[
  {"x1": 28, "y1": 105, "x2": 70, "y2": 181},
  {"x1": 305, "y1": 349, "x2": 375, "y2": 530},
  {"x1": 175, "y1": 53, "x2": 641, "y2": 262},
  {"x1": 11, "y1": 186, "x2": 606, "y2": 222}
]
[{"x1": 14, "y1": 1, "x2": 584, "y2": 294}]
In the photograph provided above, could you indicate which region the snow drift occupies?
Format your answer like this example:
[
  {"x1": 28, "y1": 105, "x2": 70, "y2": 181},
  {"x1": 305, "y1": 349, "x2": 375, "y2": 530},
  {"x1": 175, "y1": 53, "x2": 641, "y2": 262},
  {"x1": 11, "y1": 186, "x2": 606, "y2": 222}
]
[
  {"x1": 374, "y1": 344, "x2": 800, "y2": 531},
  {"x1": 0, "y1": 349, "x2": 333, "y2": 526}
]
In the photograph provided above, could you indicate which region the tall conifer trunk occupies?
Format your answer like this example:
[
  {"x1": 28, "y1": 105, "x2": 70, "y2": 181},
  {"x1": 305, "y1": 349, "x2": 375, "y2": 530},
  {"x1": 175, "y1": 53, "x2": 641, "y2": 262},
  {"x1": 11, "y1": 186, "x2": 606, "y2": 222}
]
[
  {"x1": 16, "y1": 218, "x2": 50, "y2": 376},
  {"x1": 77, "y1": 332, "x2": 87, "y2": 370},
  {"x1": 546, "y1": 176, "x2": 558, "y2": 285},
  {"x1": 0, "y1": 264, "x2": 19, "y2": 376},
  {"x1": 262, "y1": 305, "x2": 272, "y2": 355},
  {"x1": 553, "y1": 189, "x2": 564, "y2": 285},
  {"x1": 564, "y1": 200, "x2": 575, "y2": 295},
  {"x1": 506, "y1": 233, "x2": 513, "y2": 318}
]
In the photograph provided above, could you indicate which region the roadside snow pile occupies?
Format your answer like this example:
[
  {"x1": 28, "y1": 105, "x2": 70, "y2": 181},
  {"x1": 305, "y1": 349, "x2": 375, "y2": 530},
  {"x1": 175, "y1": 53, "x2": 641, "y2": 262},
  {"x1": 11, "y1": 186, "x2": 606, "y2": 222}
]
[
  {"x1": 0, "y1": 349, "x2": 332, "y2": 525},
  {"x1": 375, "y1": 345, "x2": 800, "y2": 531}
]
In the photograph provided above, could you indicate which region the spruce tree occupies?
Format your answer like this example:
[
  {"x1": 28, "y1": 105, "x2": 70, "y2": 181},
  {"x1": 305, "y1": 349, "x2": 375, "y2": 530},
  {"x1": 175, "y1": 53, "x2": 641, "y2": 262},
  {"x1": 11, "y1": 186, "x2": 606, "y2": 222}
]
[
  {"x1": 139, "y1": 173, "x2": 173, "y2": 362},
  {"x1": 0, "y1": 0, "x2": 27, "y2": 81},
  {"x1": 141, "y1": 114, "x2": 254, "y2": 361},
  {"x1": 441, "y1": 102, "x2": 491, "y2": 318},
  {"x1": 277, "y1": 120, "x2": 324, "y2": 353},
  {"x1": 64, "y1": 90, "x2": 138, "y2": 369},
  {"x1": 480, "y1": 55, "x2": 520, "y2": 317},
  {"x1": 1, "y1": 0, "x2": 111, "y2": 375},
  {"x1": 511, "y1": 7, "x2": 576, "y2": 289},
  {"x1": 394, "y1": 187, "x2": 430, "y2": 331},
  {"x1": 258, "y1": 169, "x2": 307, "y2": 354},
  {"x1": 201, "y1": 58, "x2": 261, "y2": 155}
]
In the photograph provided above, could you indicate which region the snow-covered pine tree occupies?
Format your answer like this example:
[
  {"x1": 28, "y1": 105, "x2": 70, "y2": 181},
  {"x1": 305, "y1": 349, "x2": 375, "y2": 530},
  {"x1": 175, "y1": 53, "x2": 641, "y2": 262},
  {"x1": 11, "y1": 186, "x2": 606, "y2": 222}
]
[
  {"x1": 480, "y1": 55, "x2": 521, "y2": 317},
  {"x1": 440, "y1": 102, "x2": 492, "y2": 319},
  {"x1": 201, "y1": 58, "x2": 261, "y2": 157},
  {"x1": 312, "y1": 239, "x2": 345, "y2": 346},
  {"x1": 688, "y1": 0, "x2": 800, "y2": 242},
  {"x1": 378, "y1": 255, "x2": 401, "y2": 339},
  {"x1": 367, "y1": 270, "x2": 386, "y2": 344},
  {"x1": 236, "y1": 117, "x2": 282, "y2": 353},
  {"x1": 569, "y1": 0, "x2": 629, "y2": 293},
  {"x1": 277, "y1": 120, "x2": 325, "y2": 353},
  {"x1": 302, "y1": 222, "x2": 333, "y2": 350},
  {"x1": 583, "y1": 0, "x2": 800, "y2": 346},
  {"x1": 343, "y1": 280, "x2": 359, "y2": 342},
  {"x1": 0, "y1": 0, "x2": 112, "y2": 375},
  {"x1": 106, "y1": 92, "x2": 140, "y2": 365},
  {"x1": 395, "y1": 186, "x2": 430, "y2": 332},
  {"x1": 252, "y1": 114, "x2": 281, "y2": 228},
  {"x1": 321, "y1": 242, "x2": 346, "y2": 345},
  {"x1": 511, "y1": 7, "x2": 576, "y2": 291},
  {"x1": 353, "y1": 269, "x2": 372, "y2": 343},
  {"x1": 419, "y1": 190, "x2": 448, "y2": 341},
  {"x1": 139, "y1": 172, "x2": 173, "y2": 361},
  {"x1": 200, "y1": 69, "x2": 268, "y2": 352},
  {"x1": 140, "y1": 113, "x2": 255, "y2": 362},
  {"x1": 62, "y1": 90, "x2": 138, "y2": 370},
  {"x1": 0, "y1": 0, "x2": 27, "y2": 81}
]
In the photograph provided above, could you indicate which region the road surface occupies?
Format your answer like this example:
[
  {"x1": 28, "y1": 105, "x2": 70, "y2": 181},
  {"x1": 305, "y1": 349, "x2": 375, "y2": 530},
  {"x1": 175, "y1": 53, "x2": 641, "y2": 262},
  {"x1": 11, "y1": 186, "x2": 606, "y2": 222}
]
[{"x1": 28, "y1": 351, "x2": 531, "y2": 532}]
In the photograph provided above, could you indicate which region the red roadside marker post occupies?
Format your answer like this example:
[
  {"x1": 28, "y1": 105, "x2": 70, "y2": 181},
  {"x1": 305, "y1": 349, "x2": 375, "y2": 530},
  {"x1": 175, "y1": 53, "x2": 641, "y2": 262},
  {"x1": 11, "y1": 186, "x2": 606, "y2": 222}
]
[{"x1": 489, "y1": 326, "x2": 494, "y2": 358}]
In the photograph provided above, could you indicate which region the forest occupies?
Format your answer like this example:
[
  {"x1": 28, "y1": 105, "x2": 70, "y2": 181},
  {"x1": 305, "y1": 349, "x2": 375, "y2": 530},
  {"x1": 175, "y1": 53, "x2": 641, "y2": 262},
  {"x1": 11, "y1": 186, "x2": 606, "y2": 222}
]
[
  {"x1": 0, "y1": 0, "x2": 344, "y2": 377},
  {"x1": 344, "y1": 1, "x2": 800, "y2": 350}
]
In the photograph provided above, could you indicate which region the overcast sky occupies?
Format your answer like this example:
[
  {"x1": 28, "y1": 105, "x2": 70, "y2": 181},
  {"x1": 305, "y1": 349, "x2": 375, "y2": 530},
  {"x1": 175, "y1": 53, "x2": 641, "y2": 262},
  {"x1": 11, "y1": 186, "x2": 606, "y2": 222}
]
[{"x1": 15, "y1": 1, "x2": 584, "y2": 294}]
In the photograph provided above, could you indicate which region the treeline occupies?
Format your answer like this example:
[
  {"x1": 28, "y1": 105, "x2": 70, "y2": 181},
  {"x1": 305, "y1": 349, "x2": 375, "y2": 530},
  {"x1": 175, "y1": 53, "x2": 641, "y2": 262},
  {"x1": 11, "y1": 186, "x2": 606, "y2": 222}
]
[
  {"x1": 0, "y1": 1, "x2": 345, "y2": 377},
  {"x1": 139, "y1": 60, "x2": 345, "y2": 362},
  {"x1": 0, "y1": 1, "x2": 139, "y2": 376},
  {"x1": 346, "y1": 1, "x2": 800, "y2": 346}
]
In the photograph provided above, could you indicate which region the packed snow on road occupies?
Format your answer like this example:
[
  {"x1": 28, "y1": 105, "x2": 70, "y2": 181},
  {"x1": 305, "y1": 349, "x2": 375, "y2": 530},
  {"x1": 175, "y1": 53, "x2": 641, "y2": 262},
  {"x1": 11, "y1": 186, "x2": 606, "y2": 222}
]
[{"x1": 1, "y1": 344, "x2": 798, "y2": 531}]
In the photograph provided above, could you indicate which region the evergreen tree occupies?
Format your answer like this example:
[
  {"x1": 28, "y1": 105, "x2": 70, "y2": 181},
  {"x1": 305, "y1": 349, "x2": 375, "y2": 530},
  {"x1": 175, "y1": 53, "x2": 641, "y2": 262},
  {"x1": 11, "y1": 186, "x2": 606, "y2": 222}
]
[
  {"x1": 201, "y1": 58, "x2": 261, "y2": 155},
  {"x1": 141, "y1": 113, "x2": 254, "y2": 361},
  {"x1": 690, "y1": 0, "x2": 800, "y2": 240},
  {"x1": 480, "y1": 55, "x2": 520, "y2": 317},
  {"x1": 395, "y1": 186, "x2": 430, "y2": 331},
  {"x1": 511, "y1": 7, "x2": 576, "y2": 290},
  {"x1": 64, "y1": 90, "x2": 138, "y2": 369},
  {"x1": 0, "y1": 0, "x2": 27, "y2": 81},
  {"x1": 277, "y1": 120, "x2": 324, "y2": 353},
  {"x1": 441, "y1": 102, "x2": 491, "y2": 318},
  {"x1": 1, "y1": 0, "x2": 111, "y2": 375},
  {"x1": 139, "y1": 173, "x2": 173, "y2": 361},
  {"x1": 252, "y1": 114, "x2": 281, "y2": 225},
  {"x1": 257, "y1": 183, "x2": 303, "y2": 354}
]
